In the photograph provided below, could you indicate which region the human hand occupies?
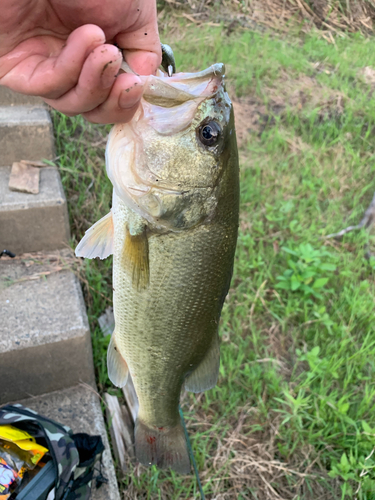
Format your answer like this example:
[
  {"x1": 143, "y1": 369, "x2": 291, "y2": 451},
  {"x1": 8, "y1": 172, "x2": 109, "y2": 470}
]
[{"x1": 0, "y1": 0, "x2": 161, "y2": 123}]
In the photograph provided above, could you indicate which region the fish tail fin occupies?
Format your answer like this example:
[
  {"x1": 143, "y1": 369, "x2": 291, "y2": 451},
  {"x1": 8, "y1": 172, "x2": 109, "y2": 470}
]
[{"x1": 135, "y1": 418, "x2": 190, "y2": 474}]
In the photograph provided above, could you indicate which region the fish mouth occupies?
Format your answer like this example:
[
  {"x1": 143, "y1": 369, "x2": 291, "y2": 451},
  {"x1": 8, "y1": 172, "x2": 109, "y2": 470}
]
[{"x1": 141, "y1": 64, "x2": 226, "y2": 108}]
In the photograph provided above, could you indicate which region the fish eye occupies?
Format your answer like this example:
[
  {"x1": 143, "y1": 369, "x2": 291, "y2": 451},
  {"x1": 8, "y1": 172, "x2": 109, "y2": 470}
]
[{"x1": 198, "y1": 121, "x2": 221, "y2": 147}]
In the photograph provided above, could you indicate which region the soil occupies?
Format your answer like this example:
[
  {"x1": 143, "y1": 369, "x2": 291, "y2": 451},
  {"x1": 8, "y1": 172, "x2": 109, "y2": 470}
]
[{"x1": 232, "y1": 73, "x2": 345, "y2": 147}]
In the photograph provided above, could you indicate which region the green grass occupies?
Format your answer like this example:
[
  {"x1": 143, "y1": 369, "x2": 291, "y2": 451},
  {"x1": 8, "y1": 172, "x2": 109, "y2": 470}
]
[{"x1": 52, "y1": 23, "x2": 375, "y2": 499}]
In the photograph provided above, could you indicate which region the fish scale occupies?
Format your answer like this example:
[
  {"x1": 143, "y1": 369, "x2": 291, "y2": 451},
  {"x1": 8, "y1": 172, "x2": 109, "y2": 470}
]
[
  {"x1": 76, "y1": 64, "x2": 239, "y2": 473},
  {"x1": 113, "y1": 195, "x2": 237, "y2": 426}
]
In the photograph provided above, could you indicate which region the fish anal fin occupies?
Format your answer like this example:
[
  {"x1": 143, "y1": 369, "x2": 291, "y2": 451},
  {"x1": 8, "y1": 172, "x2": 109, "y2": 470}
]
[
  {"x1": 185, "y1": 335, "x2": 220, "y2": 393},
  {"x1": 123, "y1": 227, "x2": 149, "y2": 291},
  {"x1": 75, "y1": 212, "x2": 114, "y2": 259},
  {"x1": 135, "y1": 418, "x2": 190, "y2": 474},
  {"x1": 107, "y1": 329, "x2": 129, "y2": 388}
]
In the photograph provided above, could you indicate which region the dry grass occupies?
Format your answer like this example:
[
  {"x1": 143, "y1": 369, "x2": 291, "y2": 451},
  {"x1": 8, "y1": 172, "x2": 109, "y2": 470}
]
[
  {"x1": 0, "y1": 249, "x2": 82, "y2": 285},
  {"x1": 120, "y1": 405, "x2": 338, "y2": 499},
  {"x1": 159, "y1": 0, "x2": 375, "y2": 34},
  {"x1": 187, "y1": 410, "x2": 335, "y2": 500}
]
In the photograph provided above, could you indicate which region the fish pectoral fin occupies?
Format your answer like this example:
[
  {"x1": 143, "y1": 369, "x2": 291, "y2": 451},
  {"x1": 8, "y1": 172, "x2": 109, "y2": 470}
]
[
  {"x1": 123, "y1": 227, "x2": 149, "y2": 291},
  {"x1": 107, "y1": 329, "x2": 129, "y2": 388},
  {"x1": 185, "y1": 334, "x2": 220, "y2": 393},
  {"x1": 75, "y1": 211, "x2": 114, "y2": 259}
]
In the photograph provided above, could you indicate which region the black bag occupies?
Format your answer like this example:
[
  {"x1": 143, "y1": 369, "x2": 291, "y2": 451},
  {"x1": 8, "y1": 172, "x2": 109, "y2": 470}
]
[{"x1": 0, "y1": 404, "x2": 107, "y2": 500}]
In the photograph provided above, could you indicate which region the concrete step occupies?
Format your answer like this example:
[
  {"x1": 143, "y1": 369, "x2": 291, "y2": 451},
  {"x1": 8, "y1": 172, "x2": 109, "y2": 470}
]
[
  {"x1": 0, "y1": 86, "x2": 44, "y2": 107},
  {"x1": 17, "y1": 384, "x2": 121, "y2": 500},
  {"x1": 0, "y1": 106, "x2": 55, "y2": 166},
  {"x1": 0, "y1": 255, "x2": 95, "y2": 404},
  {"x1": 0, "y1": 165, "x2": 70, "y2": 254}
]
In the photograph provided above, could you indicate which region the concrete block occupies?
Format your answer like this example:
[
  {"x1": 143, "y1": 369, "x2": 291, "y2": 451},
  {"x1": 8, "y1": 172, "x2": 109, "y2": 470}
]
[
  {"x1": 0, "y1": 106, "x2": 55, "y2": 166},
  {"x1": 0, "y1": 260, "x2": 95, "y2": 403},
  {"x1": 0, "y1": 86, "x2": 44, "y2": 107},
  {"x1": 0, "y1": 166, "x2": 70, "y2": 254},
  {"x1": 17, "y1": 385, "x2": 121, "y2": 500}
]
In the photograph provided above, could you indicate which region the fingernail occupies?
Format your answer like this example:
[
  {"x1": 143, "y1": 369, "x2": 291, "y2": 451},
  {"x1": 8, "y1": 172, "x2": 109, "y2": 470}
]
[{"x1": 119, "y1": 82, "x2": 142, "y2": 109}]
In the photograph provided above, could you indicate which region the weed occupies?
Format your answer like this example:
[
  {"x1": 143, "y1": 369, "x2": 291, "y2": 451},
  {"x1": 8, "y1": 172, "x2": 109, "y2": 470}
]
[{"x1": 276, "y1": 244, "x2": 337, "y2": 299}]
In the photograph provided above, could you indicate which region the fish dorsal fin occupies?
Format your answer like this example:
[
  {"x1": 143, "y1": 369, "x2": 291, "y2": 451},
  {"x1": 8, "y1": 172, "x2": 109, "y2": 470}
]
[
  {"x1": 107, "y1": 329, "x2": 129, "y2": 388},
  {"x1": 123, "y1": 226, "x2": 149, "y2": 291},
  {"x1": 185, "y1": 335, "x2": 220, "y2": 393},
  {"x1": 75, "y1": 212, "x2": 114, "y2": 259}
]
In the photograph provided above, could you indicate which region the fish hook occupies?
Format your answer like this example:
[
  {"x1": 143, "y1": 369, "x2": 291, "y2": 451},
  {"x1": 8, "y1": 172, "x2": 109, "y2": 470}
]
[
  {"x1": 161, "y1": 43, "x2": 176, "y2": 77},
  {"x1": 119, "y1": 43, "x2": 177, "y2": 77}
]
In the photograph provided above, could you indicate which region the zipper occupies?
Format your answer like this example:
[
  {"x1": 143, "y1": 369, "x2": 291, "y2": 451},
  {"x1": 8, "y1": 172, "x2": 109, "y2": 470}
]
[{"x1": 3, "y1": 405, "x2": 69, "y2": 434}]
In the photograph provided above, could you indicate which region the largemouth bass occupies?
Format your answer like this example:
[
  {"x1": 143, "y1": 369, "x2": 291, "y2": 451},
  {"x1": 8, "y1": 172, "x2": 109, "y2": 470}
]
[{"x1": 76, "y1": 63, "x2": 239, "y2": 473}]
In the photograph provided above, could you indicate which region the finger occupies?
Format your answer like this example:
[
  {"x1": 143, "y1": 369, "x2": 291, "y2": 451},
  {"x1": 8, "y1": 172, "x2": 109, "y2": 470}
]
[
  {"x1": 116, "y1": 15, "x2": 161, "y2": 76},
  {"x1": 0, "y1": 25, "x2": 106, "y2": 98},
  {"x1": 82, "y1": 72, "x2": 143, "y2": 124},
  {"x1": 43, "y1": 43, "x2": 124, "y2": 116},
  {"x1": 124, "y1": 46, "x2": 161, "y2": 77}
]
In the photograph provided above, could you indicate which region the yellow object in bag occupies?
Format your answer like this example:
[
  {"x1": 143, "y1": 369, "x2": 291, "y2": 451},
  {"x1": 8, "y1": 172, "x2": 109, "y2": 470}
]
[
  {"x1": 0, "y1": 427, "x2": 34, "y2": 443},
  {"x1": 0, "y1": 426, "x2": 48, "y2": 466}
]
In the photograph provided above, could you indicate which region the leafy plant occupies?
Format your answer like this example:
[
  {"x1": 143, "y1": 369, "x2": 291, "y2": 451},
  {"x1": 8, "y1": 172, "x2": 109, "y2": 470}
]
[{"x1": 276, "y1": 243, "x2": 337, "y2": 299}]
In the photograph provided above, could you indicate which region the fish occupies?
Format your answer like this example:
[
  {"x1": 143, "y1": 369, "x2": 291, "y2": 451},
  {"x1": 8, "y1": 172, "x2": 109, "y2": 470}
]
[{"x1": 75, "y1": 63, "x2": 239, "y2": 473}]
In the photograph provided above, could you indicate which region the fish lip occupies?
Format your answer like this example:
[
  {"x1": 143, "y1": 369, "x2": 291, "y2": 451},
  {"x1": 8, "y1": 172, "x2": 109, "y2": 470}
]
[
  {"x1": 127, "y1": 185, "x2": 151, "y2": 195},
  {"x1": 129, "y1": 185, "x2": 215, "y2": 199},
  {"x1": 149, "y1": 181, "x2": 217, "y2": 192},
  {"x1": 167, "y1": 63, "x2": 225, "y2": 98},
  {"x1": 167, "y1": 63, "x2": 225, "y2": 82}
]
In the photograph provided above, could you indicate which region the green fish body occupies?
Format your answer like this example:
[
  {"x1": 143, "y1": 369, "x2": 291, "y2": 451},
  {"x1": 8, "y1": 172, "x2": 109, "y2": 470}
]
[{"x1": 76, "y1": 64, "x2": 239, "y2": 473}]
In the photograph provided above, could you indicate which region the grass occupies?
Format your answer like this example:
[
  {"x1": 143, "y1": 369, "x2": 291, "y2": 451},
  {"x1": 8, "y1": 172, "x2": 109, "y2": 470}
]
[{"x1": 51, "y1": 21, "x2": 375, "y2": 500}]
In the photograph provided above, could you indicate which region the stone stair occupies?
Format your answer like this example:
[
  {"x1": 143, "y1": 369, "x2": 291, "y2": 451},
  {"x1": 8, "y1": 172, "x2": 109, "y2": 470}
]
[
  {"x1": 0, "y1": 165, "x2": 70, "y2": 253},
  {"x1": 0, "y1": 87, "x2": 120, "y2": 499},
  {"x1": 0, "y1": 106, "x2": 55, "y2": 166},
  {"x1": 0, "y1": 255, "x2": 94, "y2": 403}
]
